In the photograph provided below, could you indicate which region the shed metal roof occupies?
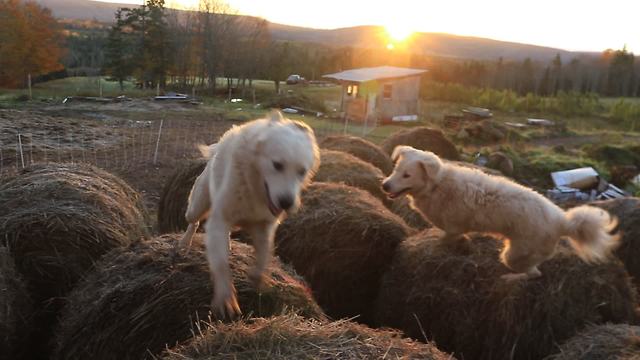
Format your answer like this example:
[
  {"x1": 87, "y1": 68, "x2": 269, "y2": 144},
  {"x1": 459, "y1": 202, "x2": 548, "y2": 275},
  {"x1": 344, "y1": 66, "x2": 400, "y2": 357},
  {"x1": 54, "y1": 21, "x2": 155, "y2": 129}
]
[{"x1": 323, "y1": 66, "x2": 428, "y2": 83}]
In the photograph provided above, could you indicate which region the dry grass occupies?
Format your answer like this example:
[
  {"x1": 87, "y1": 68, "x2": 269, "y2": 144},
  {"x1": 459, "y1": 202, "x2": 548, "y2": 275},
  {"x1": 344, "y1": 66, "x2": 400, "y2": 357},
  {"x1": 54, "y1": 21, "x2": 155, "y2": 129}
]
[
  {"x1": 320, "y1": 135, "x2": 394, "y2": 174},
  {"x1": 381, "y1": 127, "x2": 460, "y2": 160},
  {"x1": 545, "y1": 323, "x2": 640, "y2": 360},
  {"x1": 275, "y1": 183, "x2": 412, "y2": 325},
  {"x1": 0, "y1": 163, "x2": 149, "y2": 355},
  {"x1": 0, "y1": 246, "x2": 33, "y2": 359},
  {"x1": 157, "y1": 159, "x2": 207, "y2": 234},
  {"x1": 376, "y1": 228, "x2": 638, "y2": 360},
  {"x1": 0, "y1": 163, "x2": 148, "y2": 303},
  {"x1": 314, "y1": 149, "x2": 387, "y2": 203},
  {"x1": 162, "y1": 313, "x2": 454, "y2": 360},
  {"x1": 591, "y1": 197, "x2": 640, "y2": 289},
  {"x1": 54, "y1": 235, "x2": 324, "y2": 360}
]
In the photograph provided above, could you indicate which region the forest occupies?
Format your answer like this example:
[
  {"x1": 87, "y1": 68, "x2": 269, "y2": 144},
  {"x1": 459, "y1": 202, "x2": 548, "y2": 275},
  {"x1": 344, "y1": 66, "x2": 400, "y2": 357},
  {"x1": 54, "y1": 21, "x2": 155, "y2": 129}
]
[{"x1": 1, "y1": 0, "x2": 638, "y2": 99}]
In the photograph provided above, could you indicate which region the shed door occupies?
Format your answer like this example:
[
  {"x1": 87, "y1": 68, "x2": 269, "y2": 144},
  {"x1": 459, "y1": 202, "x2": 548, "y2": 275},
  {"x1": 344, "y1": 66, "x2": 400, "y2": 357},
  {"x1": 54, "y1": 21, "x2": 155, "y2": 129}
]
[{"x1": 367, "y1": 94, "x2": 377, "y2": 120}]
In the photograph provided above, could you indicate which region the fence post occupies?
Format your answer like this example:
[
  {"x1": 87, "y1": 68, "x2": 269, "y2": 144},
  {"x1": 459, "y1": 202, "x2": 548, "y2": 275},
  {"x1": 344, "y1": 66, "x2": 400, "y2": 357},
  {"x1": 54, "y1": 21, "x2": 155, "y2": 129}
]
[
  {"x1": 153, "y1": 118, "x2": 164, "y2": 165},
  {"x1": 28, "y1": 73, "x2": 32, "y2": 100},
  {"x1": 18, "y1": 134, "x2": 25, "y2": 168}
]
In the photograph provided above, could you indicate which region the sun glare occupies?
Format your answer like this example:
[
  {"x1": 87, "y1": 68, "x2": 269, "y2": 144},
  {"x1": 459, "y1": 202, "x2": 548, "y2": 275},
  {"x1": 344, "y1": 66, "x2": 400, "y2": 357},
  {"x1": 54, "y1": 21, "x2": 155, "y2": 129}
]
[
  {"x1": 165, "y1": 0, "x2": 199, "y2": 9},
  {"x1": 385, "y1": 23, "x2": 414, "y2": 42}
]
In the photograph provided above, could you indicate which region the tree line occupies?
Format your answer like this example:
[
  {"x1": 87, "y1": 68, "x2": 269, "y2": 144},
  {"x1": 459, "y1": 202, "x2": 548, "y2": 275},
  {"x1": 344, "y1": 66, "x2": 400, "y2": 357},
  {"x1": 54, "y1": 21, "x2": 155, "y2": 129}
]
[{"x1": 1, "y1": 0, "x2": 638, "y2": 100}]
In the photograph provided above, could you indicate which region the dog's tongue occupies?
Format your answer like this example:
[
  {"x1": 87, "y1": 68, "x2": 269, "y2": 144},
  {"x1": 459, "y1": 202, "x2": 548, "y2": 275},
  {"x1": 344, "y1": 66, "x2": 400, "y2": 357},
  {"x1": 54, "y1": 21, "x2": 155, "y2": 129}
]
[
  {"x1": 268, "y1": 200, "x2": 282, "y2": 217},
  {"x1": 264, "y1": 182, "x2": 282, "y2": 217}
]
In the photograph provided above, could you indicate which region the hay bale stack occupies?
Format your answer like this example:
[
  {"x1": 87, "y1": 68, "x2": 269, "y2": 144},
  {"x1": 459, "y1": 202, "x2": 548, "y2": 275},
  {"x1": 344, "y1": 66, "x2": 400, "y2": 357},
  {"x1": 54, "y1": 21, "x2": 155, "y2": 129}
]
[
  {"x1": 0, "y1": 246, "x2": 33, "y2": 359},
  {"x1": 381, "y1": 127, "x2": 460, "y2": 160},
  {"x1": 162, "y1": 313, "x2": 453, "y2": 360},
  {"x1": 376, "y1": 229, "x2": 637, "y2": 360},
  {"x1": 54, "y1": 235, "x2": 324, "y2": 360},
  {"x1": 545, "y1": 324, "x2": 640, "y2": 360},
  {"x1": 389, "y1": 196, "x2": 432, "y2": 230},
  {"x1": 315, "y1": 149, "x2": 387, "y2": 203},
  {"x1": 275, "y1": 183, "x2": 412, "y2": 324},
  {"x1": 487, "y1": 151, "x2": 514, "y2": 176},
  {"x1": 320, "y1": 135, "x2": 393, "y2": 174},
  {"x1": 158, "y1": 159, "x2": 207, "y2": 234},
  {"x1": 591, "y1": 198, "x2": 640, "y2": 286},
  {"x1": 315, "y1": 149, "x2": 432, "y2": 230},
  {"x1": 0, "y1": 163, "x2": 147, "y2": 303}
]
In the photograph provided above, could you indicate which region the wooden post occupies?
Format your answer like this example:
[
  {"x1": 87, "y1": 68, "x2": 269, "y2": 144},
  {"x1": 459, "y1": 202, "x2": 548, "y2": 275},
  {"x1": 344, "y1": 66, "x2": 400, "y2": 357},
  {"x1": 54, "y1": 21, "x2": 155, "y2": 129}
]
[
  {"x1": 27, "y1": 73, "x2": 32, "y2": 100},
  {"x1": 99, "y1": 77, "x2": 103, "y2": 97},
  {"x1": 153, "y1": 118, "x2": 164, "y2": 165},
  {"x1": 252, "y1": 88, "x2": 256, "y2": 104},
  {"x1": 192, "y1": 86, "x2": 195, "y2": 99},
  {"x1": 156, "y1": 82, "x2": 160, "y2": 97},
  {"x1": 17, "y1": 134, "x2": 25, "y2": 168}
]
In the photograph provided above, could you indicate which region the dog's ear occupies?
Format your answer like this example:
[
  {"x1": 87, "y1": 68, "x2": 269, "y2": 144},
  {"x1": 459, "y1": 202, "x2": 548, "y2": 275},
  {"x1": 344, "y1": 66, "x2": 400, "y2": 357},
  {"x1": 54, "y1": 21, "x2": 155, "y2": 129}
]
[
  {"x1": 391, "y1": 145, "x2": 414, "y2": 163},
  {"x1": 417, "y1": 151, "x2": 443, "y2": 181},
  {"x1": 268, "y1": 109, "x2": 284, "y2": 123}
]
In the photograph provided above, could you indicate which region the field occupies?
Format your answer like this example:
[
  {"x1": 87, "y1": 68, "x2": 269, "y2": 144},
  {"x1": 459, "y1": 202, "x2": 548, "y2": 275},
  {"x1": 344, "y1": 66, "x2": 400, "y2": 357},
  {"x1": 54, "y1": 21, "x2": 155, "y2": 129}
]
[{"x1": 1, "y1": 76, "x2": 640, "y2": 359}]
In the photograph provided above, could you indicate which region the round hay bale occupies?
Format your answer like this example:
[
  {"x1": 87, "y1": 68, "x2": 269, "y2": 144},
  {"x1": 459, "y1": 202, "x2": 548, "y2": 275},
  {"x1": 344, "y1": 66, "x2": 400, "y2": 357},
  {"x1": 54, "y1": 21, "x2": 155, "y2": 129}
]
[
  {"x1": 320, "y1": 135, "x2": 393, "y2": 174},
  {"x1": 162, "y1": 313, "x2": 453, "y2": 360},
  {"x1": 315, "y1": 149, "x2": 387, "y2": 203},
  {"x1": 375, "y1": 228, "x2": 637, "y2": 360},
  {"x1": 0, "y1": 163, "x2": 148, "y2": 303},
  {"x1": 158, "y1": 159, "x2": 207, "y2": 234},
  {"x1": 487, "y1": 151, "x2": 514, "y2": 176},
  {"x1": 545, "y1": 323, "x2": 640, "y2": 360},
  {"x1": 0, "y1": 246, "x2": 33, "y2": 359},
  {"x1": 275, "y1": 182, "x2": 412, "y2": 324},
  {"x1": 591, "y1": 197, "x2": 640, "y2": 287},
  {"x1": 380, "y1": 127, "x2": 460, "y2": 160},
  {"x1": 389, "y1": 196, "x2": 432, "y2": 230},
  {"x1": 54, "y1": 234, "x2": 324, "y2": 360}
]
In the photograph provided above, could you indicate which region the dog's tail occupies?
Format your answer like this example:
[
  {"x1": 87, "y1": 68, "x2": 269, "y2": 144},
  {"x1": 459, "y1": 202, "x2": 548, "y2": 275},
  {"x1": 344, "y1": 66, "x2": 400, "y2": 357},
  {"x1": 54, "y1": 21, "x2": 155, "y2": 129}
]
[
  {"x1": 564, "y1": 205, "x2": 619, "y2": 263},
  {"x1": 198, "y1": 143, "x2": 217, "y2": 159}
]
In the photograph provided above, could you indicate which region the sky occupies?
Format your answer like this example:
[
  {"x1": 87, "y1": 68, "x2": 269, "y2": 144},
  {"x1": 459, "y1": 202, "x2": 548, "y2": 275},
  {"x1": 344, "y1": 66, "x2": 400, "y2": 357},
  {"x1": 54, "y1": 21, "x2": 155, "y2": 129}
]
[{"x1": 98, "y1": 0, "x2": 640, "y2": 52}]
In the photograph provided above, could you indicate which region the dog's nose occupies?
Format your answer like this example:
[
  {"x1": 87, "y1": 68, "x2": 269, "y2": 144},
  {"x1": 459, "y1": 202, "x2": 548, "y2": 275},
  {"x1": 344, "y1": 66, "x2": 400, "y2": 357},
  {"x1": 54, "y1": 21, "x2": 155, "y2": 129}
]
[
  {"x1": 382, "y1": 181, "x2": 390, "y2": 192},
  {"x1": 278, "y1": 196, "x2": 294, "y2": 210}
]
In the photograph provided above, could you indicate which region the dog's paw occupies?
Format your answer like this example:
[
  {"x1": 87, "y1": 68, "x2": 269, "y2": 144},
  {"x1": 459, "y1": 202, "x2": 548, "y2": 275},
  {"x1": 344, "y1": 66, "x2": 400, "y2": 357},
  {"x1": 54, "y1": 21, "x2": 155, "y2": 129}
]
[
  {"x1": 248, "y1": 269, "x2": 272, "y2": 292},
  {"x1": 211, "y1": 286, "x2": 241, "y2": 320}
]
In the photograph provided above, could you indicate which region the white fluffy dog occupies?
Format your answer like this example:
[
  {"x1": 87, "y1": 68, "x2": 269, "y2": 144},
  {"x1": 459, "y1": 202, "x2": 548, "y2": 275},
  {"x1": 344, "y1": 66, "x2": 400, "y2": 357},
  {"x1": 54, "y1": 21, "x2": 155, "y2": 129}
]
[
  {"x1": 178, "y1": 110, "x2": 320, "y2": 317},
  {"x1": 382, "y1": 146, "x2": 619, "y2": 281}
]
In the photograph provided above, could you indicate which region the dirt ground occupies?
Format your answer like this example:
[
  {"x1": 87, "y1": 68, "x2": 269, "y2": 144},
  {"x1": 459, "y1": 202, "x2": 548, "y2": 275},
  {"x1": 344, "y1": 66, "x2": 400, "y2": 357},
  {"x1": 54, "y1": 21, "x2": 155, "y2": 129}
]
[{"x1": 0, "y1": 100, "x2": 240, "y2": 232}]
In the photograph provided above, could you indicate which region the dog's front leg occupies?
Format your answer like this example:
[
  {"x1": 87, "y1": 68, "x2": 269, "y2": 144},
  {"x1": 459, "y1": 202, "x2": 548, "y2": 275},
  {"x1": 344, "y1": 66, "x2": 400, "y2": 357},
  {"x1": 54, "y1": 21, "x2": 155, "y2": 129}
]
[
  {"x1": 204, "y1": 216, "x2": 241, "y2": 319},
  {"x1": 247, "y1": 221, "x2": 277, "y2": 291}
]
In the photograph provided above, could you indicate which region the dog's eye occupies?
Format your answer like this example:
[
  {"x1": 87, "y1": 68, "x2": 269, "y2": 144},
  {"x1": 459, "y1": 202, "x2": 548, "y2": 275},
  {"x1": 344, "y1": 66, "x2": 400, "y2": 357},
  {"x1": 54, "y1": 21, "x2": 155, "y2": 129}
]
[
  {"x1": 403, "y1": 172, "x2": 411, "y2": 178},
  {"x1": 298, "y1": 168, "x2": 307, "y2": 177},
  {"x1": 273, "y1": 161, "x2": 284, "y2": 172}
]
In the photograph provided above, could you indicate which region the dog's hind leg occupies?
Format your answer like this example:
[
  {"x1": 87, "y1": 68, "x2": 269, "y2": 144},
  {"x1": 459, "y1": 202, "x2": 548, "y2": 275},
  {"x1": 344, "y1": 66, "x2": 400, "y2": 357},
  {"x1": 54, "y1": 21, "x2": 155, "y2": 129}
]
[
  {"x1": 500, "y1": 238, "x2": 553, "y2": 282},
  {"x1": 177, "y1": 168, "x2": 211, "y2": 252},
  {"x1": 246, "y1": 221, "x2": 278, "y2": 291}
]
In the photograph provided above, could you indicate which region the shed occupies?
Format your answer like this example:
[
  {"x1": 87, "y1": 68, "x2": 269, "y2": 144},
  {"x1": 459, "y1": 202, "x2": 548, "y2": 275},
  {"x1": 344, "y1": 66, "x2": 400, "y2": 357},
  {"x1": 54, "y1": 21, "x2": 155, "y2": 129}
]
[{"x1": 324, "y1": 66, "x2": 427, "y2": 124}]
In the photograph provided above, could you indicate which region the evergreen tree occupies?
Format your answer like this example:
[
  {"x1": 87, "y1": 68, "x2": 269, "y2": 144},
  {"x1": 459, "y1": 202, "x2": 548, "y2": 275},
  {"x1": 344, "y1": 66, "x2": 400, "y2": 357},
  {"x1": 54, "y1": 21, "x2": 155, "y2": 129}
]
[{"x1": 104, "y1": 9, "x2": 133, "y2": 90}]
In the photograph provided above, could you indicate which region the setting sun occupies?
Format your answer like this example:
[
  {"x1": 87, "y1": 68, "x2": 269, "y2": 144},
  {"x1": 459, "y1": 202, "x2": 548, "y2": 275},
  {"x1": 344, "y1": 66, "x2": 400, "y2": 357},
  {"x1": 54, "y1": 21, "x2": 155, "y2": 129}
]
[{"x1": 385, "y1": 23, "x2": 414, "y2": 42}]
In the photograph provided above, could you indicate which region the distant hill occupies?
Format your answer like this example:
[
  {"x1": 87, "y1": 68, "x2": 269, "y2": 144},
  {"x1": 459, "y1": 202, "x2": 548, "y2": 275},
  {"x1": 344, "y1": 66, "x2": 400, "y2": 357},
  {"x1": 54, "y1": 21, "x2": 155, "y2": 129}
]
[
  {"x1": 38, "y1": 0, "x2": 597, "y2": 62},
  {"x1": 35, "y1": 0, "x2": 135, "y2": 22}
]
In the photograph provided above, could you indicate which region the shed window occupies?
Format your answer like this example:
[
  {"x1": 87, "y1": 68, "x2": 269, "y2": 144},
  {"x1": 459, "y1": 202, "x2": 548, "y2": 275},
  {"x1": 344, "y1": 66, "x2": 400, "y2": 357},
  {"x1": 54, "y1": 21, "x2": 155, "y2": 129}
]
[
  {"x1": 383, "y1": 84, "x2": 392, "y2": 99},
  {"x1": 347, "y1": 84, "x2": 359, "y2": 96}
]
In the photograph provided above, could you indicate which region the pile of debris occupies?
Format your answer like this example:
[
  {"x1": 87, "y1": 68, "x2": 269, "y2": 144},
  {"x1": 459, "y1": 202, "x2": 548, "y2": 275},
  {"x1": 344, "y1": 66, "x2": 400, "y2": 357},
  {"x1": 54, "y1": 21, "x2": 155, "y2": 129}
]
[
  {"x1": 154, "y1": 92, "x2": 200, "y2": 105},
  {"x1": 62, "y1": 95, "x2": 131, "y2": 104},
  {"x1": 546, "y1": 167, "x2": 629, "y2": 204}
]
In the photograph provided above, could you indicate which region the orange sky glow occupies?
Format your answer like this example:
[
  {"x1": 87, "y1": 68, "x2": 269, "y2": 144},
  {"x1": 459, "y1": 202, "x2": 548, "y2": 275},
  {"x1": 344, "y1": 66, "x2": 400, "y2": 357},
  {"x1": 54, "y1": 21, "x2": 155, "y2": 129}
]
[{"x1": 98, "y1": 0, "x2": 640, "y2": 52}]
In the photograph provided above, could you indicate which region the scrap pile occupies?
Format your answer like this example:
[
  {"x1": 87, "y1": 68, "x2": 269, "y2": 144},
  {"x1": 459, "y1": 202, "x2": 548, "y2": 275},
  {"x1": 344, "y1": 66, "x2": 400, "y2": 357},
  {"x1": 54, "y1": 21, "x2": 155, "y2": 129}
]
[{"x1": 546, "y1": 167, "x2": 629, "y2": 204}]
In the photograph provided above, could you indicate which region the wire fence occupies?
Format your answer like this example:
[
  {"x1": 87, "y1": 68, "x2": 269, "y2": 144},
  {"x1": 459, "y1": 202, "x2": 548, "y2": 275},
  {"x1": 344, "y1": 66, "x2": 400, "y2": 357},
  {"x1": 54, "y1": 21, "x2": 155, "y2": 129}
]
[{"x1": 0, "y1": 114, "x2": 383, "y2": 178}]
